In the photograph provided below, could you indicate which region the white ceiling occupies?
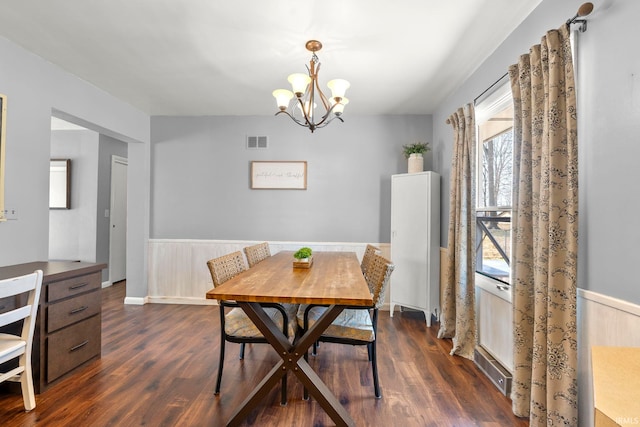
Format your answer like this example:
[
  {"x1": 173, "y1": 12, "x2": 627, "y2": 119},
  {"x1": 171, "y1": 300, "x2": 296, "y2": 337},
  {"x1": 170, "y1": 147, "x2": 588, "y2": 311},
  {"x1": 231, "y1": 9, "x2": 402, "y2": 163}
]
[{"x1": 0, "y1": 0, "x2": 541, "y2": 116}]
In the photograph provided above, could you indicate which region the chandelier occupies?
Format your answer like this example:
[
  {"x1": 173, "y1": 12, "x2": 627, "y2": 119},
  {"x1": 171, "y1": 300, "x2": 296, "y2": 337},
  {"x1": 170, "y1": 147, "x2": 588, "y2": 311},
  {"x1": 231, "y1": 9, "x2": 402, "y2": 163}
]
[{"x1": 272, "y1": 40, "x2": 350, "y2": 133}]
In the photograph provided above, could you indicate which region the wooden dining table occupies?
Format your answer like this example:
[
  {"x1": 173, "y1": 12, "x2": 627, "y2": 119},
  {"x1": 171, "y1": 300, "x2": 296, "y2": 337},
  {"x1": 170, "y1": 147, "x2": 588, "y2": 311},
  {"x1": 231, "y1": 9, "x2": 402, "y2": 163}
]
[{"x1": 206, "y1": 250, "x2": 373, "y2": 427}]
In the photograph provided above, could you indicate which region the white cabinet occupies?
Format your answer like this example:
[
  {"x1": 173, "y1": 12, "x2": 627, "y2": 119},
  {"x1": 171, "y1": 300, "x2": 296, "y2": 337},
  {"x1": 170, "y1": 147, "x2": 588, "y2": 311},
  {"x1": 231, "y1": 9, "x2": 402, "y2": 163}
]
[{"x1": 389, "y1": 172, "x2": 440, "y2": 327}]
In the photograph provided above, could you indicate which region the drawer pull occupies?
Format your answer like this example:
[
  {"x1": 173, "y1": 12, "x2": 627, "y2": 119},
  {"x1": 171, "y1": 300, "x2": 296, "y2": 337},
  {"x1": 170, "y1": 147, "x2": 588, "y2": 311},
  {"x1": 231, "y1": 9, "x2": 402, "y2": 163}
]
[
  {"x1": 69, "y1": 340, "x2": 89, "y2": 352},
  {"x1": 69, "y1": 306, "x2": 89, "y2": 315},
  {"x1": 69, "y1": 283, "x2": 89, "y2": 290}
]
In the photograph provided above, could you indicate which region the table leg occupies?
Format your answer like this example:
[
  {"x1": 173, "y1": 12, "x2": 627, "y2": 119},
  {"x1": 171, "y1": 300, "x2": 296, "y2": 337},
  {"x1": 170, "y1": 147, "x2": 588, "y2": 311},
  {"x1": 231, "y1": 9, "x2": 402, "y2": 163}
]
[{"x1": 229, "y1": 302, "x2": 355, "y2": 427}]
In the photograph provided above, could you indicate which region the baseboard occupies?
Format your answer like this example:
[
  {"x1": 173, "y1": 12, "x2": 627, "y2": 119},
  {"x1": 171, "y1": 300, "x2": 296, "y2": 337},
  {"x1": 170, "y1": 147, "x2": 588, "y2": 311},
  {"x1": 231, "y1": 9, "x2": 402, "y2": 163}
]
[
  {"x1": 102, "y1": 281, "x2": 112, "y2": 288},
  {"x1": 474, "y1": 346, "x2": 512, "y2": 396},
  {"x1": 124, "y1": 296, "x2": 148, "y2": 305},
  {"x1": 147, "y1": 296, "x2": 218, "y2": 306}
]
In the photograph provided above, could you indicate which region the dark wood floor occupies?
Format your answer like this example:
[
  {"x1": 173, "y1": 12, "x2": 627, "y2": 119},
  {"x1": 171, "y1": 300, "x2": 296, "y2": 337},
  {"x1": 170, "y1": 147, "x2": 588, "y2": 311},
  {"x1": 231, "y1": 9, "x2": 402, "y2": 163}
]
[{"x1": 0, "y1": 282, "x2": 528, "y2": 426}]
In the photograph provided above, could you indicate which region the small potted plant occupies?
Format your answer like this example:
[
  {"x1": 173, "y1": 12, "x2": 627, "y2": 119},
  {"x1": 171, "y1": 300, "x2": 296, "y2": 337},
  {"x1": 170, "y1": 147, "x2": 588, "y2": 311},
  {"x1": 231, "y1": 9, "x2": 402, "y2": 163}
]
[
  {"x1": 402, "y1": 142, "x2": 430, "y2": 173},
  {"x1": 293, "y1": 247, "x2": 313, "y2": 268}
]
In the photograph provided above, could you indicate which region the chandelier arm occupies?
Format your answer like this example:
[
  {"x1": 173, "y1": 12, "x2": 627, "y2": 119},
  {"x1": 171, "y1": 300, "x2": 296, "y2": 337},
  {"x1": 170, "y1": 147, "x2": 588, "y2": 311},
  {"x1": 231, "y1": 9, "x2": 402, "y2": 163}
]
[
  {"x1": 314, "y1": 62, "x2": 331, "y2": 111},
  {"x1": 311, "y1": 114, "x2": 344, "y2": 130},
  {"x1": 294, "y1": 97, "x2": 313, "y2": 126},
  {"x1": 274, "y1": 110, "x2": 315, "y2": 128},
  {"x1": 307, "y1": 100, "x2": 343, "y2": 129},
  {"x1": 316, "y1": 84, "x2": 332, "y2": 112}
]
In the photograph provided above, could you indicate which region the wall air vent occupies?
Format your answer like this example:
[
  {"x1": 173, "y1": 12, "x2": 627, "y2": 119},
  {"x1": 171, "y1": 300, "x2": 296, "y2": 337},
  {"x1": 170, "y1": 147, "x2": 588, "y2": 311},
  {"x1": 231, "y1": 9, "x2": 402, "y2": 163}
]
[{"x1": 247, "y1": 136, "x2": 268, "y2": 149}]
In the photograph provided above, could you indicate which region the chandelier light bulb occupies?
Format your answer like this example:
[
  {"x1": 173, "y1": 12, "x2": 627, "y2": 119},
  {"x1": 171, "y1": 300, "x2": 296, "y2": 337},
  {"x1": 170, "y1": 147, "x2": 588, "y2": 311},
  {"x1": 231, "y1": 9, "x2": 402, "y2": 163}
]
[
  {"x1": 327, "y1": 79, "x2": 350, "y2": 100},
  {"x1": 331, "y1": 97, "x2": 349, "y2": 115},
  {"x1": 272, "y1": 89, "x2": 294, "y2": 111},
  {"x1": 288, "y1": 73, "x2": 311, "y2": 97}
]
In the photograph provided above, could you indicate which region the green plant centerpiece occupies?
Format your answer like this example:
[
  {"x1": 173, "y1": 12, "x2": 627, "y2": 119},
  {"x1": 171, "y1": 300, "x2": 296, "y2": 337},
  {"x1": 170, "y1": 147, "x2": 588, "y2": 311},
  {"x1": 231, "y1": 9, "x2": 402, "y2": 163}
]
[
  {"x1": 402, "y1": 141, "x2": 430, "y2": 158},
  {"x1": 293, "y1": 247, "x2": 313, "y2": 268},
  {"x1": 293, "y1": 247, "x2": 313, "y2": 261}
]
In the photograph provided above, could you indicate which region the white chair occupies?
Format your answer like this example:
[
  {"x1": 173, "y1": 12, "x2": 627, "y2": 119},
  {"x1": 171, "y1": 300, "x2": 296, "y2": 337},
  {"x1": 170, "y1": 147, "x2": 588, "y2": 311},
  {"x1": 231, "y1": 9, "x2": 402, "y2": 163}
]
[{"x1": 0, "y1": 270, "x2": 43, "y2": 411}]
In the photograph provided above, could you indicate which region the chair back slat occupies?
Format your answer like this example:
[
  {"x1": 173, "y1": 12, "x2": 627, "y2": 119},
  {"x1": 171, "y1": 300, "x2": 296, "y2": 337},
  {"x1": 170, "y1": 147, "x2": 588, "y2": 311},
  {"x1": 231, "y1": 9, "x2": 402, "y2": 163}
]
[
  {"x1": 0, "y1": 269, "x2": 43, "y2": 359},
  {"x1": 0, "y1": 305, "x2": 31, "y2": 328},
  {"x1": 207, "y1": 252, "x2": 247, "y2": 287},
  {"x1": 365, "y1": 253, "x2": 395, "y2": 308},
  {"x1": 0, "y1": 273, "x2": 40, "y2": 299},
  {"x1": 244, "y1": 242, "x2": 271, "y2": 268}
]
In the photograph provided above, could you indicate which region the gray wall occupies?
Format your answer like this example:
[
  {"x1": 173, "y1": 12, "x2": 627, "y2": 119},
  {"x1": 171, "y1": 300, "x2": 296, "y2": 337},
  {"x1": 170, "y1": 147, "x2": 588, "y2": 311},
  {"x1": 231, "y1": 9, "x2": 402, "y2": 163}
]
[
  {"x1": 49, "y1": 130, "x2": 99, "y2": 262},
  {"x1": 150, "y1": 115, "x2": 432, "y2": 243},
  {"x1": 0, "y1": 34, "x2": 149, "y2": 301},
  {"x1": 431, "y1": 0, "x2": 640, "y2": 304}
]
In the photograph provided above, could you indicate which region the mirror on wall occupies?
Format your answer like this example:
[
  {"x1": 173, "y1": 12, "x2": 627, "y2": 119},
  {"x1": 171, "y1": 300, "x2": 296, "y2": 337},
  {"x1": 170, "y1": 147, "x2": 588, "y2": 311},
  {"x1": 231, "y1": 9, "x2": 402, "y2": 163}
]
[{"x1": 49, "y1": 159, "x2": 71, "y2": 209}]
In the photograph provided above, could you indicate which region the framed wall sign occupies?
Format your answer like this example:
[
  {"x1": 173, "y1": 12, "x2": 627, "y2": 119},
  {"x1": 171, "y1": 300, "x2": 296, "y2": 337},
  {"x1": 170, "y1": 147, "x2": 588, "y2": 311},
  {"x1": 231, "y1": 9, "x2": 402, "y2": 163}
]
[{"x1": 250, "y1": 161, "x2": 307, "y2": 190}]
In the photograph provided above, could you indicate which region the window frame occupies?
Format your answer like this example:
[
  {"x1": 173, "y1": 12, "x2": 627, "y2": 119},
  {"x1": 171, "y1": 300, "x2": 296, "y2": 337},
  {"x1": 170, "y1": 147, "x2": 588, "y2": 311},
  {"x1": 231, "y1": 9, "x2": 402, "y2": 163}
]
[{"x1": 474, "y1": 79, "x2": 513, "y2": 286}]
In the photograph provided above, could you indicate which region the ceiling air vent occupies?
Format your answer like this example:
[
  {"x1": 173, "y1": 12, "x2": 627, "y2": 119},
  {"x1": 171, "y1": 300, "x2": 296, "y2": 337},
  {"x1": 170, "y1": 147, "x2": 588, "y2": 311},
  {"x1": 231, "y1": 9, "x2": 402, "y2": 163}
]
[{"x1": 247, "y1": 136, "x2": 268, "y2": 149}]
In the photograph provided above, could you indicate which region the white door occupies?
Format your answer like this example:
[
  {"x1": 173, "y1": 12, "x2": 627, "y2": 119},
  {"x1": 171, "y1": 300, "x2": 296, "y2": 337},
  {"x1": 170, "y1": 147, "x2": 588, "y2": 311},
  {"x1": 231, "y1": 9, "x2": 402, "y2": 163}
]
[{"x1": 109, "y1": 156, "x2": 127, "y2": 283}]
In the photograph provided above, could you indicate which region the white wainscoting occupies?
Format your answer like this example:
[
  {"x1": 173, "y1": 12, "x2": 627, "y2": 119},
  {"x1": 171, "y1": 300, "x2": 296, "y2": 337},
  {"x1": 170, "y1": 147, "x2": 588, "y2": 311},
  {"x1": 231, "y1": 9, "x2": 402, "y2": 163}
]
[
  {"x1": 474, "y1": 277, "x2": 640, "y2": 427},
  {"x1": 577, "y1": 289, "x2": 640, "y2": 427},
  {"x1": 147, "y1": 239, "x2": 391, "y2": 306},
  {"x1": 476, "y1": 274, "x2": 513, "y2": 372}
]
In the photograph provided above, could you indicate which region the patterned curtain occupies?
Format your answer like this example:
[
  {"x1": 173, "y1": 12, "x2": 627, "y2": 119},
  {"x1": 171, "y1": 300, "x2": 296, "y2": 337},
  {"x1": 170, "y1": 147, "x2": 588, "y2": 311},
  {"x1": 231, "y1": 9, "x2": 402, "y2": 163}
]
[
  {"x1": 509, "y1": 24, "x2": 578, "y2": 425},
  {"x1": 438, "y1": 104, "x2": 476, "y2": 359}
]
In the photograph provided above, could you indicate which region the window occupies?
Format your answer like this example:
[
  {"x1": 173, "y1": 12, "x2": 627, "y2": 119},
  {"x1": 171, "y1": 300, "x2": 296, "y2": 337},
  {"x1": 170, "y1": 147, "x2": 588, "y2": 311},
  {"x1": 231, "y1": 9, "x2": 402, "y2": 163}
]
[{"x1": 475, "y1": 80, "x2": 513, "y2": 285}]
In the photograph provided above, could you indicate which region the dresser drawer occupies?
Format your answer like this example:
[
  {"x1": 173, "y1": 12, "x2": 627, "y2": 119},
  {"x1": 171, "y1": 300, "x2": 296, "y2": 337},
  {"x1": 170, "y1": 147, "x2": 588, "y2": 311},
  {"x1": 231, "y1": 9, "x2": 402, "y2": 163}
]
[
  {"x1": 47, "y1": 290, "x2": 101, "y2": 333},
  {"x1": 47, "y1": 272, "x2": 101, "y2": 302},
  {"x1": 47, "y1": 315, "x2": 101, "y2": 383}
]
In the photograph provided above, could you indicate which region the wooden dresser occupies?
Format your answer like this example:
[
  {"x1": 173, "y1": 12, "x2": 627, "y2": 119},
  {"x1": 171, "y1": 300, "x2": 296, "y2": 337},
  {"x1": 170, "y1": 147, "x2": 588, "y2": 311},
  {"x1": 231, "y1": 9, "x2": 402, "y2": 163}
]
[{"x1": 0, "y1": 261, "x2": 106, "y2": 393}]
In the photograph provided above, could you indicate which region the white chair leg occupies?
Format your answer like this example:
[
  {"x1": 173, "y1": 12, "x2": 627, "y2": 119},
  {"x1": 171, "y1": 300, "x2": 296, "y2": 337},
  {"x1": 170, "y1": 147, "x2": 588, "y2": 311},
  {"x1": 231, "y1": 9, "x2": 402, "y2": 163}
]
[{"x1": 19, "y1": 357, "x2": 36, "y2": 411}]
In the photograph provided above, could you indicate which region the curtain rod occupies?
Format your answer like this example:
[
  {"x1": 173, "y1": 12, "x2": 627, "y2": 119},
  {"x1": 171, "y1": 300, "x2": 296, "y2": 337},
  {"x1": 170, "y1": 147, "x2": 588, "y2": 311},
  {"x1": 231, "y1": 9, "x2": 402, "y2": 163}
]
[
  {"x1": 443, "y1": 72, "x2": 509, "y2": 124},
  {"x1": 447, "y1": 3, "x2": 594, "y2": 125},
  {"x1": 567, "y1": 2, "x2": 594, "y2": 32},
  {"x1": 474, "y1": 72, "x2": 509, "y2": 105}
]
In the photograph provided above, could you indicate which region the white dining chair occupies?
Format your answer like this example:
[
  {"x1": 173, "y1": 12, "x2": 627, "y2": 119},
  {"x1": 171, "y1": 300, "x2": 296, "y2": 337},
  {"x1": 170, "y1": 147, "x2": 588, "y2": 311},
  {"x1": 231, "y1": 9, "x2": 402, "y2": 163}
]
[{"x1": 0, "y1": 270, "x2": 44, "y2": 411}]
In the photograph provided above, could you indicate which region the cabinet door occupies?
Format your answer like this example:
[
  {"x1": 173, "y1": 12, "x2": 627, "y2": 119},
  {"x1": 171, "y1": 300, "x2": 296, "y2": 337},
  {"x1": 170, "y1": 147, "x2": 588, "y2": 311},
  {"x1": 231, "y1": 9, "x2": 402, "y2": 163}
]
[{"x1": 391, "y1": 174, "x2": 430, "y2": 309}]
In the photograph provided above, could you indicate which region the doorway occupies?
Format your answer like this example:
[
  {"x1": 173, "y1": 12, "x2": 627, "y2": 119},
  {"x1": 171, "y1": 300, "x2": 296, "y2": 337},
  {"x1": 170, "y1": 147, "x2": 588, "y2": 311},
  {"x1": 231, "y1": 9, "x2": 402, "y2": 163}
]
[
  {"x1": 49, "y1": 115, "x2": 128, "y2": 287},
  {"x1": 109, "y1": 156, "x2": 127, "y2": 283}
]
